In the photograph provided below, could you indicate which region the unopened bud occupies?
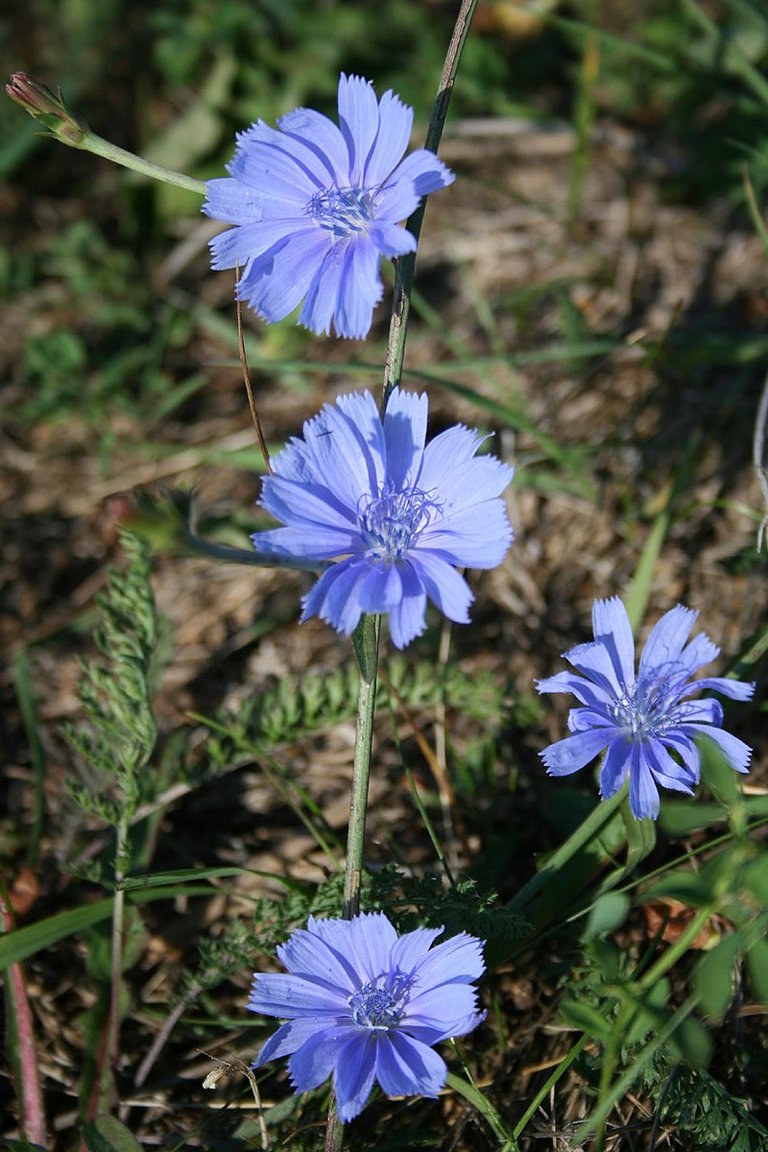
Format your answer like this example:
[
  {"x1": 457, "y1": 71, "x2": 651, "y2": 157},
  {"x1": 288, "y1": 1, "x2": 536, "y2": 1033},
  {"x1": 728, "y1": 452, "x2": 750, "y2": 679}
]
[{"x1": 6, "y1": 72, "x2": 88, "y2": 145}]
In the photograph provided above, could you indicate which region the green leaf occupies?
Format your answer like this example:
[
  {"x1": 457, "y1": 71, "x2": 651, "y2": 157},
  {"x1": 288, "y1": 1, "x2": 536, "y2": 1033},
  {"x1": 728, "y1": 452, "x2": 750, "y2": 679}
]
[
  {"x1": 659, "y1": 800, "x2": 727, "y2": 837},
  {"x1": 445, "y1": 1072, "x2": 517, "y2": 1148},
  {"x1": 560, "y1": 999, "x2": 613, "y2": 1042},
  {"x1": 82, "y1": 1116, "x2": 144, "y2": 1152},
  {"x1": 743, "y1": 856, "x2": 768, "y2": 904},
  {"x1": 583, "y1": 892, "x2": 630, "y2": 941},
  {"x1": 744, "y1": 936, "x2": 768, "y2": 1006},
  {"x1": 119, "y1": 866, "x2": 249, "y2": 891},
  {"x1": 0, "y1": 885, "x2": 218, "y2": 969},
  {"x1": 666, "y1": 1014, "x2": 713, "y2": 1067},
  {"x1": 0, "y1": 899, "x2": 114, "y2": 970},
  {"x1": 694, "y1": 934, "x2": 742, "y2": 1020},
  {"x1": 643, "y1": 870, "x2": 712, "y2": 907},
  {"x1": 624, "y1": 505, "x2": 671, "y2": 632}
]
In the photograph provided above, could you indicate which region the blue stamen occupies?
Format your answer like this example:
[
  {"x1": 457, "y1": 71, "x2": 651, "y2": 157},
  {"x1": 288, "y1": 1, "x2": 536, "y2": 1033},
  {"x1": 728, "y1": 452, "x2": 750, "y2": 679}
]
[
  {"x1": 308, "y1": 186, "x2": 375, "y2": 238},
  {"x1": 358, "y1": 485, "x2": 439, "y2": 561}
]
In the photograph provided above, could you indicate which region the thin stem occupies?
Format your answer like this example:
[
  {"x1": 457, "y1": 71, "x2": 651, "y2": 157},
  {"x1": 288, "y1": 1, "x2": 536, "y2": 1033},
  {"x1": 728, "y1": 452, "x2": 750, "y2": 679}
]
[
  {"x1": 343, "y1": 615, "x2": 380, "y2": 918},
  {"x1": 0, "y1": 879, "x2": 48, "y2": 1146},
  {"x1": 324, "y1": 615, "x2": 379, "y2": 1152},
  {"x1": 108, "y1": 812, "x2": 130, "y2": 1092},
  {"x1": 505, "y1": 784, "x2": 628, "y2": 917},
  {"x1": 382, "y1": 0, "x2": 478, "y2": 407},
  {"x1": 752, "y1": 366, "x2": 768, "y2": 551},
  {"x1": 6, "y1": 76, "x2": 206, "y2": 194},
  {"x1": 73, "y1": 131, "x2": 207, "y2": 195},
  {"x1": 512, "y1": 1033, "x2": 590, "y2": 1140}
]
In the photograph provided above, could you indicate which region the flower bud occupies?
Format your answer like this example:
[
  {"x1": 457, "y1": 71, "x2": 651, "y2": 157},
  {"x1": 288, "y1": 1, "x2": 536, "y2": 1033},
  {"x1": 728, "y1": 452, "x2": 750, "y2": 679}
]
[{"x1": 6, "y1": 72, "x2": 88, "y2": 145}]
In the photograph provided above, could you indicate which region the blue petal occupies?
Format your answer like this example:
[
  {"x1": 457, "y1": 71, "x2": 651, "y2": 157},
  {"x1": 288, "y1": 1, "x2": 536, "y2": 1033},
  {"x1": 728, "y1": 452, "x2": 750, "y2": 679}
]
[
  {"x1": 209, "y1": 218, "x2": 308, "y2": 270},
  {"x1": 259, "y1": 475, "x2": 358, "y2": 536},
  {"x1": 535, "y1": 671, "x2": 614, "y2": 711},
  {"x1": 337, "y1": 74, "x2": 380, "y2": 187},
  {"x1": 404, "y1": 984, "x2": 483, "y2": 1041},
  {"x1": 687, "y1": 675, "x2": 755, "y2": 701},
  {"x1": 248, "y1": 972, "x2": 348, "y2": 1018},
  {"x1": 676, "y1": 698, "x2": 722, "y2": 725},
  {"x1": 598, "y1": 737, "x2": 631, "y2": 798},
  {"x1": 568, "y1": 707, "x2": 620, "y2": 732},
  {"x1": 420, "y1": 501, "x2": 513, "y2": 568},
  {"x1": 255, "y1": 1017, "x2": 348, "y2": 1067},
  {"x1": 676, "y1": 631, "x2": 720, "y2": 676},
  {"x1": 334, "y1": 1032, "x2": 378, "y2": 1120},
  {"x1": 383, "y1": 388, "x2": 428, "y2": 490},
  {"x1": 364, "y1": 87, "x2": 413, "y2": 186},
  {"x1": 387, "y1": 563, "x2": 429, "y2": 648},
  {"x1": 687, "y1": 726, "x2": 752, "y2": 773},
  {"x1": 645, "y1": 738, "x2": 697, "y2": 793},
  {"x1": 275, "y1": 107, "x2": 349, "y2": 184},
  {"x1": 286, "y1": 1025, "x2": 349, "y2": 1091},
  {"x1": 228, "y1": 130, "x2": 319, "y2": 201},
  {"x1": 277, "y1": 921, "x2": 362, "y2": 992},
  {"x1": 251, "y1": 523, "x2": 354, "y2": 561},
  {"x1": 368, "y1": 219, "x2": 417, "y2": 257},
  {"x1": 565, "y1": 639, "x2": 628, "y2": 698},
  {"x1": 379, "y1": 149, "x2": 455, "y2": 203},
  {"x1": 236, "y1": 232, "x2": 330, "y2": 321},
  {"x1": 375, "y1": 1031, "x2": 447, "y2": 1099},
  {"x1": 301, "y1": 559, "x2": 367, "y2": 636},
  {"x1": 639, "y1": 605, "x2": 698, "y2": 679},
  {"x1": 408, "y1": 553, "x2": 473, "y2": 623},
  {"x1": 628, "y1": 745, "x2": 661, "y2": 820},
  {"x1": 389, "y1": 925, "x2": 445, "y2": 976},
  {"x1": 297, "y1": 254, "x2": 340, "y2": 337},
  {"x1": 660, "y1": 732, "x2": 701, "y2": 782},
  {"x1": 592, "y1": 597, "x2": 636, "y2": 690},
  {"x1": 333, "y1": 234, "x2": 383, "y2": 339},
  {"x1": 424, "y1": 446, "x2": 514, "y2": 509},
  {"x1": 305, "y1": 913, "x2": 399, "y2": 986},
  {"x1": 358, "y1": 562, "x2": 404, "y2": 613},
  {"x1": 409, "y1": 930, "x2": 485, "y2": 987},
  {"x1": 203, "y1": 177, "x2": 293, "y2": 226},
  {"x1": 540, "y1": 728, "x2": 615, "y2": 775}
]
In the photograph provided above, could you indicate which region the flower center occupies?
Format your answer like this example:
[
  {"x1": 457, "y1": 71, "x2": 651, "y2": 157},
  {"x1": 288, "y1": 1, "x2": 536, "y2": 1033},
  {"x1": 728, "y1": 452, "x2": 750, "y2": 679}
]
[
  {"x1": 348, "y1": 973, "x2": 413, "y2": 1031},
  {"x1": 358, "y1": 485, "x2": 439, "y2": 562},
  {"x1": 610, "y1": 668, "x2": 687, "y2": 739},
  {"x1": 307, "y1": 185, "x2": 375, "y2": 238}
]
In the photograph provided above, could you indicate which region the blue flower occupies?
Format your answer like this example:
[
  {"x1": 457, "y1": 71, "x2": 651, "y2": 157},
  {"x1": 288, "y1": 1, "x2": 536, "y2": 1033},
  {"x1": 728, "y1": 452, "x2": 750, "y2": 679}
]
[
  {"x1": 203, "y1": 73, "x2": 454, "y2": 339},
  {"x1": 250, "y1": 388, "x2": 514, "y2": 648},
  {"x1": 536, "y1": 598, "x2": 754, "y2": 820},
  {"x1": 248, "y1": 912, "x2": 485, "y2": 1121}
]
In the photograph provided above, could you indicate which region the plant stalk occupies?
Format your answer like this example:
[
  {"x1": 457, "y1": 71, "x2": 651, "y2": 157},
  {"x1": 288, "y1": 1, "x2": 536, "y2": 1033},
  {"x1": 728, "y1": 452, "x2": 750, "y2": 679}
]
[{"x1": 382, "y1": 0, "x2": 478, "y2": 406}]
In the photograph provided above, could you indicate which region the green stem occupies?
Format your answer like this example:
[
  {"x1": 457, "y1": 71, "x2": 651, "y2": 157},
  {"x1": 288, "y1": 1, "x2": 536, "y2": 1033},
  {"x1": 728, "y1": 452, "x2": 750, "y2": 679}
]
[
  {"x1": 343, "y1": 615, "x2": 380, "y2": 918},
  {"x1": 324, "y1": 615, "x2": 379, "y2": 1152},
  {"x1": 635, "y1": 905, "x2": 715, "y2": 993},
  {"x1": 66, "y1": 129, "x2": 207, "y2": 195},
  {"x1": 512, "y1": 1033, "x2": 589, "y2": 1140},
  {"x1": 382, "y1": 0, "x2": 478, "y2": 407},
  {"x1": 326, "y1": 8, "x2": 478, "y2": 1146},
  {"x1": 506, "y1": 784, "x2": 628, "y2": 917},
  {"x1": 579, "y1": 994, "x2": 700, "y2": 1143},
  {"x1": 108, "y1": 814, "x2": 129, "y2": 1079}
]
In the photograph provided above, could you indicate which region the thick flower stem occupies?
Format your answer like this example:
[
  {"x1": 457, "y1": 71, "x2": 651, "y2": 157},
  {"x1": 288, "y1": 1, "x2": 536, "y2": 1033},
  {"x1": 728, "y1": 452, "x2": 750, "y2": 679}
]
[{"x1": 383, "y1": 0, "x2": 478, "y2": 407}]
